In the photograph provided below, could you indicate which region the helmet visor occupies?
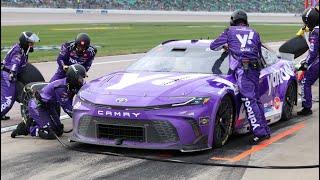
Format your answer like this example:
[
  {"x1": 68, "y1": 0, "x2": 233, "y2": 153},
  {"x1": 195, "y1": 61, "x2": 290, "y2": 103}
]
[{"x1": 24, "y1": 32, "x2": 40, "y2": 43}]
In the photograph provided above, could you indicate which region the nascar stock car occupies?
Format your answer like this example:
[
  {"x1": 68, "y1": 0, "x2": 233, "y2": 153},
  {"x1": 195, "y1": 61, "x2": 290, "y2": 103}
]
[{"x1": 68, "y1": 39, "x2": 298, "y2": 152}]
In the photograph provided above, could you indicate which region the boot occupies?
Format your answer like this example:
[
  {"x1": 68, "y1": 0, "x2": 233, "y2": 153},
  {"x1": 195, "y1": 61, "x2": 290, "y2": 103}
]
[
  {"x1": 249, "y1": 134, "x2": 270, "y2": 145},
  {"x1": 297, "y1": 108, "x2": 312, "y2": 116},
  {"x1": 11, "y1": 122, "x2": 28, "y2": 138}
]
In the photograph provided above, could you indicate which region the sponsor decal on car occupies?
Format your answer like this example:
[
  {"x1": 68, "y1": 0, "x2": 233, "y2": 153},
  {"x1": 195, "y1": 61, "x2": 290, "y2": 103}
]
[
  {"x1": 274, "y1": 97, "x2": 281, "y2": 110},
  {"x1": 96, "y1": 110, "x2": 141, "y2": 118},
  {"x1": 267, "y1": 63, "x2": 294, "y2": 96}
]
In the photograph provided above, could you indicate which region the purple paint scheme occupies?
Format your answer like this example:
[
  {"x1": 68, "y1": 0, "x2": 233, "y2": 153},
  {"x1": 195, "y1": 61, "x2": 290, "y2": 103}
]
[{"x1": 70, "y1": 40, "x2": 297, "y2": 152}]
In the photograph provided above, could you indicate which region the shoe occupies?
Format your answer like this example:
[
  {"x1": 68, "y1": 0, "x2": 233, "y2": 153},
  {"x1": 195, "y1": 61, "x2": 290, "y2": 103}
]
[
  {"x1": 297, "y1": 108, "x2": 312, "y2": 116},
  {"x1": 11, "y1": 122, "x2": 28, "y2": 138},
  {"x1": 249, "y1": 135, "x2": 270, "y2": 145},
  {"x1": 1, "y1": 116, "x2": 10, "y2": 120}
]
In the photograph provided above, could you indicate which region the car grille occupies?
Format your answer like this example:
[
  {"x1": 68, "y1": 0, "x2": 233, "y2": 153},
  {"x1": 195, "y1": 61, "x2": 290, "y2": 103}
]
[
  {"x1": 78, "y1": 115, "x2": 179, "y2": 143},
  {"x1": 97, "y1": 124, "x2": 145, "y2": 142}
]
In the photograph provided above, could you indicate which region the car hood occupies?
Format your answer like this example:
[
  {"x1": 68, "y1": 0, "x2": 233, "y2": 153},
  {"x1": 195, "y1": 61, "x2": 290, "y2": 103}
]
[{"x1": 79, "y1": 71, "x2": 234, "y2": 106}]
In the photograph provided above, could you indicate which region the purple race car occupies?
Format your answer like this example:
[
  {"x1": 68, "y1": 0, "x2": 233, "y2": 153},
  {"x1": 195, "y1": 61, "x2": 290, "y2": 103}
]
[{"x1": 70, "y1": 40, "x2": 298, "y2": 152}]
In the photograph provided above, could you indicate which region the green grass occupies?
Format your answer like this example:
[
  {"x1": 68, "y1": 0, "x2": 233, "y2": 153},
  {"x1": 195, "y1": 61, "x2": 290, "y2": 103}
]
[{"x1": 1, "y1": 22, "x2": 300, "y2": 63}]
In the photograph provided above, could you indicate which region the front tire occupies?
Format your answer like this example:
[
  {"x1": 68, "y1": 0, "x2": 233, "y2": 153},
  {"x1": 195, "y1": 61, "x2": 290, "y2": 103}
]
[{"x1": 213, "y1": 96, "x2": 234, "y2": 148}]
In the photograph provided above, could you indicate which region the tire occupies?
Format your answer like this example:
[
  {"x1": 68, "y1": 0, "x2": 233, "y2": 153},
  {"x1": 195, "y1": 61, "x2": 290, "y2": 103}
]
[
  {"x1": 281, "y1": 82, "x2": 297, "y2": 121},
  {"x1": 20, "y1": 82, "x2": 60, "y2": 124},
  {"x1": 279, "y1": 36, "x2": 309, "y2": 59},
  {"x1": 17, "y1": 63, "x2": 45, "y2": 85},
  {"x1": 15, "y1": 81, "x2": 24, "y2": 103},
  {"x1": 213, "y1": 95, "x2": 234, "y2": 148}
]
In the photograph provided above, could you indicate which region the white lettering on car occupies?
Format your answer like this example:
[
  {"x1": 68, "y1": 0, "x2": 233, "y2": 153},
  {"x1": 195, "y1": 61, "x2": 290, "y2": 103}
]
[
  {"x1": 267, "y1": 63, "x2": 294, "y2": 96},
  {"x1": 107, "y1": 73, "x2": 170, "y2": 90},
  {"x1": 97, "y1": 110, "x2": 141, "y2": 118}
]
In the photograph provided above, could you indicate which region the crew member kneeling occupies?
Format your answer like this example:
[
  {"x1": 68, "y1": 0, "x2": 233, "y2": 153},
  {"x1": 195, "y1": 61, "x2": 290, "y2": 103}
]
[{"x1": 11, "y1": 64, "x2": 87, "y2": 139}]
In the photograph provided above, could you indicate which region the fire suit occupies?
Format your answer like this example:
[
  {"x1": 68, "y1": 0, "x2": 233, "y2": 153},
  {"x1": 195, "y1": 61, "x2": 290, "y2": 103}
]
[
  {"x1": 210, "y1": 26, "x2": 270, "y2": 138},
  {"x1": 301, "y1": 26, "x2": 319, "y2": 109},
  {"x1": 1, "y1": 44, "x2": 28, "y2": 116},
  {"x1": 27, "y1": 78, "x2": 74, "y2": 138},
  {"x1": 50, "y1": 41, "x2": 96, "y2": 82}
]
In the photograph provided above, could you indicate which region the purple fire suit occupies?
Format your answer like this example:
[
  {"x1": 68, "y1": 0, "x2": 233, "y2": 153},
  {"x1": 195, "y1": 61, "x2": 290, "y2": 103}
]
[
  {"x1": 301, "y1": 26, "x2": 319, "y2": 109},
  {"x1": 1, "y1": 44, "x2": 28, "y2": 116},
  {"x1": 27, "y1": 78, "x2": 74, "y2": 136},
  {"x1": 50, "y1": 41, "x2": 96, "y2": 82},
  {"x1": 210, "y1": 26, "x2": 270, "y2": 137}
]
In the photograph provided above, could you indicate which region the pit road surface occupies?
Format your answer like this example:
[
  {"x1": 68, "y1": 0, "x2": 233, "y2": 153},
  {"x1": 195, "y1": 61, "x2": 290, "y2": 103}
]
[{"x1": 1, "y1": 42, "x2": 319, "y2": 180}]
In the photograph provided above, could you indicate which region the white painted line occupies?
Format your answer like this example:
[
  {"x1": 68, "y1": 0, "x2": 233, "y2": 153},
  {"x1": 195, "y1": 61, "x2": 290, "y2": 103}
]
[
  {"x1": 1, "y1": 114, "x2": 71, "y2": 134},
  {"x1": 92, "y1": 59, "x2": 137, "y2": 65}
]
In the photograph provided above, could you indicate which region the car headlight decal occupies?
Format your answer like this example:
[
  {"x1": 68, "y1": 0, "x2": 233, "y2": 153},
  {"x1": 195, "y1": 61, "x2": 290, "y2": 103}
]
[{"x1": 172, "y1": 97, "x2": 210, "y2": 107}]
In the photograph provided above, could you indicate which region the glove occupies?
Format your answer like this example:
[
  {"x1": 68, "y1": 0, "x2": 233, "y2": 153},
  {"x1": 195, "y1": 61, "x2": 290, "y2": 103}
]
[
  {"x1": 63, "y1": 65, "x2": 69, "y2": 72},
  {"x1": 222, "y1": 45, "x2": 229, "y2": 51},
  {"x1": 9, "y1": 73, "x2": 17, "y2": 82},
  {"x1": 298, "y1": 62, "x2": 308, "y2": 71}
]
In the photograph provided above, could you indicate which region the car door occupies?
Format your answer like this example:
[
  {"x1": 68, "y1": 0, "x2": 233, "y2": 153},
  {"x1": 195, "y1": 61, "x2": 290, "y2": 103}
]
[{"x1": 259, "y1": 47, "x2": 281, "y2": 123}]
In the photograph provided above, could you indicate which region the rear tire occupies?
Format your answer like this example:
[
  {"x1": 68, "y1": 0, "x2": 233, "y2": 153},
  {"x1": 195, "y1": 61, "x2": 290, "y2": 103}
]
[
  {"x1": 281, "y1": 82, "x2": 297, "y2": 121},
  {"x1": 279, "y1": 36, "x2": 309, "y2": 59},
  {"x1": 213, "y1": 96, "x2": 234, "y2": 148}
]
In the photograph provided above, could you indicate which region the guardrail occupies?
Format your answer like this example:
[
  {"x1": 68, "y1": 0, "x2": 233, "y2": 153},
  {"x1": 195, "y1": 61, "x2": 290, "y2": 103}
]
[{"x1": 1, "y1": 7, "x2": 300, "y2": 16}]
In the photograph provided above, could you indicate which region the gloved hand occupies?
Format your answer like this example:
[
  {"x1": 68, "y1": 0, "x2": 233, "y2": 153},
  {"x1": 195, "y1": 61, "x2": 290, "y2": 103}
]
[
  {"x1": 9, "y1": 73, "x2": 17, "y2": 82},
  {"x1": 222, "y1": 45, "x2": 229, "y2": 51},
  {"x1": 297, "y1": 61, "x2": 308, "y2": 71},
  {"x1": 63, "y1": 65, "x2": 69, "y2": 72}
]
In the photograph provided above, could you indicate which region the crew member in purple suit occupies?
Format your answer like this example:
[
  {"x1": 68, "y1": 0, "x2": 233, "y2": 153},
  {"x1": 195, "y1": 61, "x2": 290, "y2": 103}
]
[
  {"x1": 210, "y1": 10, "x2": 270, "y2": 145},
  {"x1": 50, "y1": 33, "x2": 96, "y2": 82},
  {"x1": 1, "y1": 32, "x2": 40, "y2": 120},
  {"x1": 11, "y1": 64, "x2": 87, "y2": 139},
  {"x1": 297, "y1": 7, "x2": 319, "y2": 116}
]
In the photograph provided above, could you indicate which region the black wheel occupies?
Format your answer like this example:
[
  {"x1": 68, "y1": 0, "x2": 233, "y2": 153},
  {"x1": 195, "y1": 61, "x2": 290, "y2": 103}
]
[
  {"x1": 17, "y1": 63, "x2": 45, "y2": 85},
  {"x1": 213, "y1": 96, "x2": 234, "y2": 148},
  {"x1": 281, "y1": 82, "x2": 297, "y2": 121},
  {"x1": 15, "y1": 81, "x2": 24, "y2": 103},
  {"x1": 20, "y1": 82, "x2": 61, "y2": 124}
]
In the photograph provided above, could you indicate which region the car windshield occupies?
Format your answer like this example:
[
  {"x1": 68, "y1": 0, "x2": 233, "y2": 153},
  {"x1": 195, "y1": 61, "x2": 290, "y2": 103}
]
[{"x1": 126, "y1": 45, "x2": 230, "y2": 74}]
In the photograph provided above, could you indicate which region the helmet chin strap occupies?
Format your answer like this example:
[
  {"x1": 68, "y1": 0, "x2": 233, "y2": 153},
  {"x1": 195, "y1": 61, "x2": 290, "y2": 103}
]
[{"x1": 25, "y1": 46, "x2": 31, "y2": 55}]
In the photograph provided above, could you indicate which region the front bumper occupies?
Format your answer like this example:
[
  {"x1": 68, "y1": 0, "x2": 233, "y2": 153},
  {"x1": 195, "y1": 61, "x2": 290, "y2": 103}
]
[{"x1": 70, "y1": 115, "x2": 210, "y2": 152}]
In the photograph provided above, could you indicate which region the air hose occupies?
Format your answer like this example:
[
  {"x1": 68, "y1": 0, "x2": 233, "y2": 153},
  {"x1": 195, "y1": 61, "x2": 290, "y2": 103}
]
[{"x1": 52, "y1": 130, "x2": 319, "y2": 169}]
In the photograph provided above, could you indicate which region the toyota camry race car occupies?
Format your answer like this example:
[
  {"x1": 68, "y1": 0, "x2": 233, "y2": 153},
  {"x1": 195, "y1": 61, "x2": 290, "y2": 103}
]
[{"x1": 70, "y1": 40, "x2": 298, "y2": 152}]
